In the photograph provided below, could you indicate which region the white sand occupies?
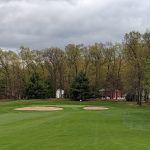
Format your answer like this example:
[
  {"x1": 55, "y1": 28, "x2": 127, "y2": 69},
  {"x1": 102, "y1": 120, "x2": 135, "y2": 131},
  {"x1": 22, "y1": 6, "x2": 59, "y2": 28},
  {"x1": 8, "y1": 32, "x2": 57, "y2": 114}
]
[
  {"x1": 83, "y1": 106, "x2": 109, "y2": 110},
  {"x1": 15, "y1": 106, "x2": 63, "y2": 111}
]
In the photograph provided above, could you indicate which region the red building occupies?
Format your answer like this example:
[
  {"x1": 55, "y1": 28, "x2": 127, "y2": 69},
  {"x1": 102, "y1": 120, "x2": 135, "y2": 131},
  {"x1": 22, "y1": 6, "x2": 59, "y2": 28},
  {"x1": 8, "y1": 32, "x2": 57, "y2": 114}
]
[{"x1": 100, "y1": 89, "x2": 122, "y2": 100}]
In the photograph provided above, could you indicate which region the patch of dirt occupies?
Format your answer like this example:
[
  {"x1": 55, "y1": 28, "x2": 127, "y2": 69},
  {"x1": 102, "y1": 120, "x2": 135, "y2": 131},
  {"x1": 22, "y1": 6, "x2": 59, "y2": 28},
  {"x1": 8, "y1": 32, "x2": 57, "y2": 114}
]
[
  {"x1": 15, "y1": 106, "x2": 63, "y2": 111},
  {"x1": 83, "y1": 106, "x2": 109, "y2": 110}
]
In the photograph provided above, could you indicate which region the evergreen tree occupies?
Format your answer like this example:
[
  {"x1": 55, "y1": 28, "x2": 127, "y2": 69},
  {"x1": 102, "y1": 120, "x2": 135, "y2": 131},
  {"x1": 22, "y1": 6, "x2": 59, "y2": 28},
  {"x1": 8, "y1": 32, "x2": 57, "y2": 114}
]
[
  {"x1": 70, "y1": 71, "x2": 90, "y2": 100},
  {"x1": 144, "y1": 59, "x2": 150, "y2": 93},
  {"x1": 26, "y1": 72, "x2": 51, "y2": 99}
]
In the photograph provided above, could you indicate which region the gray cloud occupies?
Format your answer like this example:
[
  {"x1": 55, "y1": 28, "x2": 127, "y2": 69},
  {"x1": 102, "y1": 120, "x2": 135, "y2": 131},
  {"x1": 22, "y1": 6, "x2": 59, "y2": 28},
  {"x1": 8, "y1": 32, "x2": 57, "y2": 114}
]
[{"x1": 0, "y1": 0, "x2": 150, "y2": 49}]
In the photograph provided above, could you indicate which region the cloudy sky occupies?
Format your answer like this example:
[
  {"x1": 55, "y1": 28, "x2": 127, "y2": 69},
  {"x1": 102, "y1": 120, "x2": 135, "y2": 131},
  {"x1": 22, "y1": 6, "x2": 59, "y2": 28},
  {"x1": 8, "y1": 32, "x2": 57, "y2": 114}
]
[{"x1": 0, "y1": 0, "x2": 150, "y2": 49}]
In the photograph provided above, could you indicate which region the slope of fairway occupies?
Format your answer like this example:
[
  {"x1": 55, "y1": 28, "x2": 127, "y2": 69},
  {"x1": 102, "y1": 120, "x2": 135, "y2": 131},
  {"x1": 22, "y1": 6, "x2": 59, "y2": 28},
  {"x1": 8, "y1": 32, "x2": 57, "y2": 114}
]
[{"x1": 0, "y1": 100, "x2": 150, "y2": 150}]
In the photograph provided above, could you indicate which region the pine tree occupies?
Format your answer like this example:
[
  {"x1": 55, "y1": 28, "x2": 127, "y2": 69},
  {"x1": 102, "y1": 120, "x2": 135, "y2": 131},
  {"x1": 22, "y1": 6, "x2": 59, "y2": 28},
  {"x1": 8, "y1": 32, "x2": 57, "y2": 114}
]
[
  {"x1": 70, "y1": 71, "x2": 90, "y2": 100},
  {"x1": 145, "y1": 59, "x2": 150, "y2": 93},
  {"x1": 26, "y1": 72, "x2": 51, "y2": 99}
]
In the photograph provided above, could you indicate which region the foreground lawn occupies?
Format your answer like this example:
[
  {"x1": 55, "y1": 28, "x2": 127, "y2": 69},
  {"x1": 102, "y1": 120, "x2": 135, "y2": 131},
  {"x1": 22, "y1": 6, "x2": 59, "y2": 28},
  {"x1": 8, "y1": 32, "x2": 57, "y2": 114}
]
[{"x1": 0, "y1": 100, "x2": 150, "y2": 150}]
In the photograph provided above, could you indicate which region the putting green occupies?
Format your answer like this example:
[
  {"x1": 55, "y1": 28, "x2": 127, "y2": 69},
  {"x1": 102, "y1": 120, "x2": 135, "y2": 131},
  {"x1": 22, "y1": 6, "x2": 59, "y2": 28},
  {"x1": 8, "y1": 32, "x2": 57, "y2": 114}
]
[{"x1": 0, "y1": 100, "x2": 150, "y2": 150}]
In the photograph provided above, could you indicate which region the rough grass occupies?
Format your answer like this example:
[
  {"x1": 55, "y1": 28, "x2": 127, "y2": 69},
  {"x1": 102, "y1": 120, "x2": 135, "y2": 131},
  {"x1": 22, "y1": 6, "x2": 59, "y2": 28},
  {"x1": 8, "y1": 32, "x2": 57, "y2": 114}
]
[{"x1": 0, "y1": 100, "x2": 150, "y2": 150}]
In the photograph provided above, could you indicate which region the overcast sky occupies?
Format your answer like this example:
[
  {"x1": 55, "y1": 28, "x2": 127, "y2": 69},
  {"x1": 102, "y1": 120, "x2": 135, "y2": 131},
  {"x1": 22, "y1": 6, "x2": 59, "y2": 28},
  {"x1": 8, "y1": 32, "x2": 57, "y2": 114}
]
[{"x1": 0, "y1": 0, "x2": 150, "y2": 50}]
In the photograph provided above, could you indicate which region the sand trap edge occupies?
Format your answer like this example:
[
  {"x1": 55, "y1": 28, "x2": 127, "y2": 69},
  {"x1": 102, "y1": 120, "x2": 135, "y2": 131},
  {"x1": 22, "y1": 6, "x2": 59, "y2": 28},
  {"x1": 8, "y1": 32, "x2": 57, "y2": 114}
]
[
  {"x1": 83, "y1": 106, "x2": 109, "y2": 110},
  {"x1": 15, "y1": 106, "x2": 64, "y2": 111}
]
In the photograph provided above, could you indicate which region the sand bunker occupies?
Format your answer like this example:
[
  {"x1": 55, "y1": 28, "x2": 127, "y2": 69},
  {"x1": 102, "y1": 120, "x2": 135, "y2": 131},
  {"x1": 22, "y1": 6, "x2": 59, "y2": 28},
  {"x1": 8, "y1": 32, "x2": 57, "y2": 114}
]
[
  {"x1": 15, "y1": 106, "x2": 63, "y2": 111},
  {"x1": 83, "y1": 106, "x2": 109, "y2": 110}
]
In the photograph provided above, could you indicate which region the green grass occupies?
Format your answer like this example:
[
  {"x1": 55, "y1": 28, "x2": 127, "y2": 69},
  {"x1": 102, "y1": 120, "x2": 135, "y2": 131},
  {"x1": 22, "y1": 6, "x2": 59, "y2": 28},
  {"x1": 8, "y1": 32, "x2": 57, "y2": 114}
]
[{"x1": 0, "y1": 100, "x2": 150, "y2": 150}]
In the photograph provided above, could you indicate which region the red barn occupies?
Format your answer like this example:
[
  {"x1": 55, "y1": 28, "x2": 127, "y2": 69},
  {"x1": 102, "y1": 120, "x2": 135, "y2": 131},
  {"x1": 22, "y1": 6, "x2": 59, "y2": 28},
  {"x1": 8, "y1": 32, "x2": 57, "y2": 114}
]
[{"x1": 100, "y1": 89, "x2": 123, "y2": 100}]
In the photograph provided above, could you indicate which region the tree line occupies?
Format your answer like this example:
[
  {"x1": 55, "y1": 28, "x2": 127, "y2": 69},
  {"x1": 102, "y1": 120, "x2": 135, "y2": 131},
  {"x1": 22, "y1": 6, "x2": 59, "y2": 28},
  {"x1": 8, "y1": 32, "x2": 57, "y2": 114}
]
[{"x1": 0, "y1": 31, "x2": 150, "y2": 105}]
